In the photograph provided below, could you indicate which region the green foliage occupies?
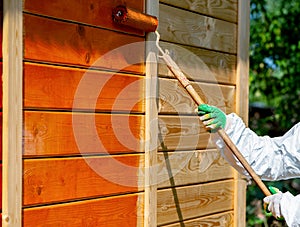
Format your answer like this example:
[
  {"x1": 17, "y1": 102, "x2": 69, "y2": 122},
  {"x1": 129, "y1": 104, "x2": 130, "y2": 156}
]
[
  {"x1": 250, "y1": 0, "x2": 300, "y2": 131},
  {"x1": 248, "y1": 0, "x2": 300, "y2": 226}
]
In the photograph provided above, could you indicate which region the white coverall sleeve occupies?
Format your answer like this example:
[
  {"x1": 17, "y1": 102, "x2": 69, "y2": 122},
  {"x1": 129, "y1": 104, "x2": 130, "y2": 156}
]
[
  {"x1": 218, "y1": 113, "x2": 300, "y2": 226},
  {"x1": 218, "y1": 113, "x2": 300, "y2": 181},
  {"x1": 280, "y1": 193, "x2": 300, "y2": 227}
]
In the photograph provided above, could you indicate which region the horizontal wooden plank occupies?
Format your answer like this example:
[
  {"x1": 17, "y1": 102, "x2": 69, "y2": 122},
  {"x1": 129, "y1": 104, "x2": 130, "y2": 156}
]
[
  {"x1": 0, "y1": 62, "x2": 2, "y2": 109},
  {"x1": 24, "y1": 63, "x2": 144, "y2": 112},
  {"x1": 24, "y1": 14, "x2": 145, "y2": 73},
  {"x1": 157, "y1": 150, "x2": 234, "y2": 188},
  {"x1": 23, "y1": 193, "x2": 144, "y2": 227},
  {"x1": 158, "y1": 42, "x2": 236, "y2": 85},
  {"x1": 157, "y1": 180, "x2": 234, "y2": 225},
  {"x1": 160, "y1": 0, "x2": 238, "y2": 23},
  {"x1": 158, "y1": 78, "x2": 235, "y2": 115},
  {"x1": 158, "y1": 4, "x2": 237, "y2": 54},
  {"x1": 24, "y1": 0, "x2": 145, "y2": 35},
  {"x1": 24, "y1": 111, "x2": 144, "y2": 156},
  {"x1": 162, "y1": 211, "x2": 234, "y2": 227},
  {"x1": 23, "y1": 155, "x2": 144, "y2": 206},
  {"x1": 0, "y1": 112, "x2": 2, "y2": 161},
  {"x1": 0, "y1": 164, "x2": 2, "y2": 211},
  {"x1": 158, "y1": 115, "x2": 215, "y2": 151}
]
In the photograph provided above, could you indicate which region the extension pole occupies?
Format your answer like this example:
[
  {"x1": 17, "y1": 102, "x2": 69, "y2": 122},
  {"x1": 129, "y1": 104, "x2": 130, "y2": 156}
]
[
  {"x1": 111, "y1": 4, "x2": 271, "y2": 197},
  {"x1": 156, "y1": 33, "x2": 271, "y2": 197}
]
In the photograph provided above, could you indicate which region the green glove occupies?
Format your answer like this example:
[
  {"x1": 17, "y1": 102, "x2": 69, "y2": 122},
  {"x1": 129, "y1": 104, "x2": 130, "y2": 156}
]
[{"x1": 197, "y1": 104, "x2": 226, "y2": 131}]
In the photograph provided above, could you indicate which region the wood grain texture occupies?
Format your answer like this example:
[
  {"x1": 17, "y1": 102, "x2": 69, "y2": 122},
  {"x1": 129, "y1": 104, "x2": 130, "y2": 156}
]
[
  {"x1": 23, "y1": 193, "x2": 144, "y2": 227},
  {"x1": 23, "y1": 155, "x2": 143, "y2": 206},
  {"x1": 24, "y1": 111, "x2": 144, "y2": 156},
  {"x1": 158, "y1": 41, "x2": 236, "y2": 85},
  {"x1": 158, "y1": 77, "x2": 235, "y2": 115},
  {"x1": 157, "y1": 150, "x2": 234, "y2": 188},
  {"x1": 2, "y1": 0, "x2": 23, "y2": 226},
  {"x1": 234, "y1": 1, "x2": 250, "y2": 226},
  {"x1": 157, "y1": 180, "x2": 234, "y2": 225},
  {"x1": 159, "y1": 4, "x2": 237, "y2": 54},
  {"x1": 24, "y1": 63, "x2": 144, "y2": 112},
  {"x1": 24, "y1": 14, "x2": 145, "y2": 73},
  {"x1": 144, "y1": 34, "x2": 159, "y2": 226},
  {"x1": 158, "y1": 115, "x2": 217, "y2": 151},
  {"x1": 0, "y1": 63, "x2": 2, "y2": 109},
  {"x1": 0, "y1": 164, "x2": 2, "y2": 211},
  {"x1": 160, "y1": 0, "x2": 238, "y2": 23},
  {"x1": 161, "y1": 211, "x2": 234, "y2": 227},
  {"x1": 24, "y1": 0, "x2": 145, "y2": 35},
  {"x1": 0, "y1": 113, "x2": 2, "y2": 161}
]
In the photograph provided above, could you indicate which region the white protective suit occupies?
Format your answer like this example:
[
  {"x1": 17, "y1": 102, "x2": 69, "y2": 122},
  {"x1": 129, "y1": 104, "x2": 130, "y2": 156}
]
[{"x1": 218, "y1": 113, "x2": 300, "y2": 226}]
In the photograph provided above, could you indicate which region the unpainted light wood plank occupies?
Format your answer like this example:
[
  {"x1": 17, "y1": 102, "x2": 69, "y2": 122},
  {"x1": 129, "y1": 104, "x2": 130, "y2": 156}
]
[
  {"x1": 236, "y1": 0, "x2": 250, "y2": 124},
  {"x1": 24, "y1": 14, "x2": 145, "y2": 73},
  {"x1": 2, "y1": 0, "x2": 23, "y2": 226},
  {"x1": 158, "y1": 41, "x2": 236, "y2": 85},
  {"x1": 24, "y1": 0, "x2": 145, "y2": 35},
  {"x1": 160, "y1": 0, "x2": 238, "y2": 23},
  {"x1": 158, "y1": 77, "x2": 235, "y2": 115},
  {"x1": 234, "y1": 1, "x2": 250, "y2": 226},
  {"x1": 157, "y1": 150, "x2": 234, "y2": 188},
  {"x1": 157, "y1": 180, "x2": 234, "y2": 225},
  {"x1": 158, "y1": 4, "x2": 237, "y2": 54},
  {"x1": 144, "y1": 17, "x2": 159, "y2": 226},
  {"x1": 24, "y1": 63, "x2": 145, "y2": 112},
  {"x1": 158, "y1": 115, "x2": 212, "y2": 151},
  {"x1": 23, "y1": 193, "x2": 144, "y2": 227},
  {"x1": 23, "y1": 155, "x2": 144, "y2": 206},
  {"x1": 24, "y1": 111, "x2": 144, "y2": 156},
  {"x1": 161, "y1": 211, "x2": 234, "y2": 227}
]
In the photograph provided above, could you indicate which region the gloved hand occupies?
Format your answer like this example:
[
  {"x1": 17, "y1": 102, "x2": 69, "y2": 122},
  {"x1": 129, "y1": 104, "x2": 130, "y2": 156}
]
[
  {"x1": 197, "y1": 104, "x2": 226, "y2": 131},
  {"x1": 263, "y1": 189, "x2": 283, "y2": 219},
  {"x1": 264, "y1": 190, "x2": 300, "y2": 226}
]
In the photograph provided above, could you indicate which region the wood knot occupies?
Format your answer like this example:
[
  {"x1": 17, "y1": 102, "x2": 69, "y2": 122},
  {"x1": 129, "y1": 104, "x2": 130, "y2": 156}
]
[
  {"x1": 36, "y1": 186, "x2": 43, "y2": 196},
  {"x1": 77, "y1": 25, "x2": 85, "y2": 37},
  {"x1": 90, "y1": 3, "x2": 94, "y2": 10}
]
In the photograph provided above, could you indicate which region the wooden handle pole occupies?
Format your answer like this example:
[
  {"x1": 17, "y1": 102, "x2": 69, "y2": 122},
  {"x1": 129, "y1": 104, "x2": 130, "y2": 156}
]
[{"x1": 161, "y1": 52, "x2": 271, "y2": 197}]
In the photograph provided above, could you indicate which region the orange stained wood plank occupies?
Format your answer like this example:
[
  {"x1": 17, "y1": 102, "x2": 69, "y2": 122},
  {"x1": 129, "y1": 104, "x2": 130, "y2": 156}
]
[
  {"x1": 0, "y1": 62, "x2": 2, "y2": 109},
  {"x1": 0, "y1": 113, "x2": 2, "y2": 161},
  {"x1": 24, "y1": 14, "x2": 145, "y2": 73},
  {"x1": 24, "y1": 63, "x2": 144, "y2": 112},
  {"x1": 24, "y1": 111, "x2": 144, "y2": 156},
  {"x1": 0, "y1": 164, "x2": 2, "y2": 211},
  {"x1": 24, "y1": 0, "x2": 145, "y2": 35},
  {"x1": 23, "y1": 155, "x2": 143, "y2": 206},
  {"x1": 23, "y1": 193, "x2": 143, "y2": 227}
]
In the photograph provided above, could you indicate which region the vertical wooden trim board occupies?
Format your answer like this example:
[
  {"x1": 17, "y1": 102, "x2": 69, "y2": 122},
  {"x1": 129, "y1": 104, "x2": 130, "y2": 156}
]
[
  {"x1": 144, "y1": 1, "x2": 159, "y2": 226},
  {"x1": 2, "y1": 0, "x2": 23, "y2": 226},
  {"x1": 234, "y1": 0, "x2": 250, "y2": 226}
]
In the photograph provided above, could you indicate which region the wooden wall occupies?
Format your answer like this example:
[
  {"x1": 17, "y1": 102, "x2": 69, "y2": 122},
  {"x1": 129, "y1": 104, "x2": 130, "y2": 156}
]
[
  {"x1": 156, "y1": 0, "x2": 245, "y2": 226},
  {"x1": 22, "y1": 0, "x2": 146, "y2": 226},
  {"x1": 1, "y1": 0, "x2": 248, "y2": 226}
]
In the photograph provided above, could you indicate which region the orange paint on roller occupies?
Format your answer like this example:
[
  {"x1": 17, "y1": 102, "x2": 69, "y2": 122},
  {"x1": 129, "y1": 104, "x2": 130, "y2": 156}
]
[{"x1": 112, "y1": 5, "x2": 158, "y2": 32}]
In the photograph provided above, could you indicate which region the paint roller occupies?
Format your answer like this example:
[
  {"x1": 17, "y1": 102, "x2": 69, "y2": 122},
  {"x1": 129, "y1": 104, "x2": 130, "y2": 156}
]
[{"x1": 112, "y1": 5, "x2": 272, "y2": 197}]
